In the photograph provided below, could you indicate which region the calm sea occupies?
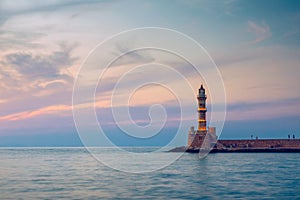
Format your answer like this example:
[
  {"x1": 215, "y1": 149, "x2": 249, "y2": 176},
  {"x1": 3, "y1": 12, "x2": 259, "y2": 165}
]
[{"x1": 0, "y1": 147, "x2": 299, "y2": 199}]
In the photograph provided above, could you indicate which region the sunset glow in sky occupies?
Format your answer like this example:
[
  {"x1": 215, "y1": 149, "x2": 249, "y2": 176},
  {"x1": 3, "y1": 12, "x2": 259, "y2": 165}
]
[{"x1": 1, "y1": 0, "x2": 300, "y2": 146}]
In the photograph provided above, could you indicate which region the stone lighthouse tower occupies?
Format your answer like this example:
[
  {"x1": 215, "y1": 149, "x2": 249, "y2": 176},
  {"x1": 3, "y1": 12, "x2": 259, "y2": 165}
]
[
  {"x1": 197, "y1": 84, "x2": 207, "y2": 133},
  {"x1": 188, "y1": 84, "x2": 216, "y2": 149}
]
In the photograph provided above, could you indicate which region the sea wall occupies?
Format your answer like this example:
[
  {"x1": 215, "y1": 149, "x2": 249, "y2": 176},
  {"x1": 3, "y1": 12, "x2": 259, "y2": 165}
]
[{"x1": 216, "y1": 139, "x2": 300, "y2": 149}]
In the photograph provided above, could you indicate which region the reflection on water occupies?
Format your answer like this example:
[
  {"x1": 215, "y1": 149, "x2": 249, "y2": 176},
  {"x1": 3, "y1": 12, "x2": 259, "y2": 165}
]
[{"x1": 0, "y1": 147, "x2": 299, "y2": 199}]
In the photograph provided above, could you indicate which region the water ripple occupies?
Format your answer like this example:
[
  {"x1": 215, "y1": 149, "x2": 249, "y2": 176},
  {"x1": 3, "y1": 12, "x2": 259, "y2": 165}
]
[{"x1": 0, "y1": 148, "x2": 299, "y2": 199}]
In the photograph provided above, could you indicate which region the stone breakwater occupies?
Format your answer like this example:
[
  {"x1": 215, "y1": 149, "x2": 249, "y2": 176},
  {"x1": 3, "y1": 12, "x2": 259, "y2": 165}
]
[{"x1": 169, "y1": 139, "x2": 300, "y2": 153}]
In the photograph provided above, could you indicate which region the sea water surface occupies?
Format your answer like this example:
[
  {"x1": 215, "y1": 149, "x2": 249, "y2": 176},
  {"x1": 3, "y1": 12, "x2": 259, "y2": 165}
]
[{"x1": 0, "y1": 147, "x2": 299, "y2": 199}]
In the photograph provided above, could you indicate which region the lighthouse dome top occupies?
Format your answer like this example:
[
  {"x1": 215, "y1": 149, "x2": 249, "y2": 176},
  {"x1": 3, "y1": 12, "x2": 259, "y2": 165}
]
[
  {"x1": 200, "y1": 84, "x2": 205, "y2": 90},
  {"x1": 198, "y1": 84, "x2": 206, "y2": 97}
]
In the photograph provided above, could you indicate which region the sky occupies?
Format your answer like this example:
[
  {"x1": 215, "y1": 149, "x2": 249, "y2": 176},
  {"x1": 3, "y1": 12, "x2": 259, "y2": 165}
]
[{"x1": 0, "y1": 0, "x2": 300, "y2": 146}]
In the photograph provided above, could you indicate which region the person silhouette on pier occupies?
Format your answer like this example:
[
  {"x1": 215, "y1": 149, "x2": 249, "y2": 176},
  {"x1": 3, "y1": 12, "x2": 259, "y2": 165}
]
[
  {"x1": 288, "y1": 134, "x2": 290, "y2": 139},
  {"x1": 293, "y1": 134, "x2": 295, "y2": 139}
]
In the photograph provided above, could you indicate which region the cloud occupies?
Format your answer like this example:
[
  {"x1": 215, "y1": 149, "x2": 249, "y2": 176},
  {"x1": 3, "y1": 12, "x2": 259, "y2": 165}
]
[
  {"x1": 0, "y1": 30, "x2": 44, "y2": 50},
  {"x1": 0, "y1": 0, "x2": 115, "y2": 29},
  {"x1": 226, "y1": 97, "x2": 300, "y2": 120},
  {"x1": 0, "y1": 99, "x2": 8, "y2": 104},
  {"x1": 1, "y1": 42, "x2": 77, "y2": 93},
  {"x1": 0, "y1": 0, "x2": 100, "y2": 15},
  {"x1": 6, "y1": 42, "x2": 76, "y2": 78},
  {"x1": 0, "y1": 104, "x2": 72, "y2": 121},
  {"x1": 247, "y1": 20, "x2": 272, "y2": 44},
  {"x1": 227, "y1": 98, "x2": 300, "y2": 111},
  {"x1": 110, "y1": 41, "x2": 155, "y2": 67}
]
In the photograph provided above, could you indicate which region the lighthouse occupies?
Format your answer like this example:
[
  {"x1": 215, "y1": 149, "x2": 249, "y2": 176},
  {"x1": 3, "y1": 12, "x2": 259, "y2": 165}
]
[
  {"x1": 197, "y1": 84, "x2": 207, "y2": 132},
  {"x1": 188, "y1": 84, "x2": 216, "y2": 149}
]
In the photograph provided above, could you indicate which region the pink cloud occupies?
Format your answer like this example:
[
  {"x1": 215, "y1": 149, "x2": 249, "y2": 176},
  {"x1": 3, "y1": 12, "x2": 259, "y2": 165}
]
[
  {"x1": 0, "y1": 104, "x2": 72, "y2": 121},
  {"x1": 247, "y1": 20, "x2": 272, "y2": 44}
]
